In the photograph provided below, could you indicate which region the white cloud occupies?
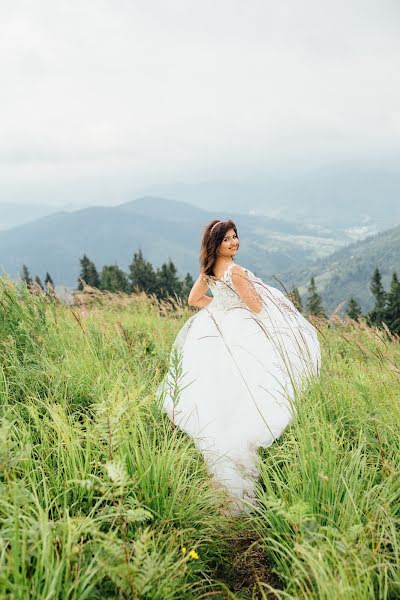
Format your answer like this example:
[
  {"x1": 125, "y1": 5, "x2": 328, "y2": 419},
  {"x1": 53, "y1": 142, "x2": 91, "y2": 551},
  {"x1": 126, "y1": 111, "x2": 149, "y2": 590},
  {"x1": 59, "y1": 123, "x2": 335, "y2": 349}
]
[{"x1": 0, "y1": 0, "x2": 399, "y2": 205}]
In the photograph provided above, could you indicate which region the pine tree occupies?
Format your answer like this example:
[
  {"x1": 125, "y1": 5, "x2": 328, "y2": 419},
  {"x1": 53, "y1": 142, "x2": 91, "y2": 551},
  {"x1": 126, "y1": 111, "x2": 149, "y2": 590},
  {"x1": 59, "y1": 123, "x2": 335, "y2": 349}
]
[
  {"x1": 289, "y1": 286, "x2": 303, "y2": 311},
  {"x1": 306, "y1": 277, "x2": 326, "y2": 317},
  {"x1": 384, "y1": 271, "x2": 400, "y2": 334},
  {"x1": 44, "y1": 272, "x2": 55, "y2": 296},
  {"x1": 77, "y1": 254, "x2": 100, "y2": 290},
  {"x1": 34, "y1": 275, "x2": 44, "y2": 290},
  {"x1": 368, "y1": 267, "x2": 386, "y2": 326},
  {"x1": 21, "y1": 264, "x2": 32, "y2": 286},
  {"x1": 100, "y1": 265, "x2": 129, "y2": 293},
  {"x1": 156, "y1": 259, "x2": 182, "y2": 300},
  {"x1": 346, "y1": 297, "x2": 362, "y2": 321},
  {"x1": 180, "y1": 272, "x2": 195, "y2": 300},
  {"x1": 128, "y1": 249, "x2": 158, "y2": 295},
  {"x1": 44, "y1": 272, "x2": 54, "y2": 287}
]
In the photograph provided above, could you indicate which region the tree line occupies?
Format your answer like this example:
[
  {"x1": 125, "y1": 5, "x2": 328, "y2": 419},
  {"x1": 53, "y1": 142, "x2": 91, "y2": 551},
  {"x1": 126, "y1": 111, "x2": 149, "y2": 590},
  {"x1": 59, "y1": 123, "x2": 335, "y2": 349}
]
[
  {"x1": 77, "y1": 250, "x2": 195, "y2": 301},
  {"x1": 19, "y1": 265, "x2": 55, "y2": 295},
  {"x1": 18, "y1": 256, "x2": 400, "y2": 334},
  {"x1": 289, "y1": 267, "x2": 400, "y2": 334}
]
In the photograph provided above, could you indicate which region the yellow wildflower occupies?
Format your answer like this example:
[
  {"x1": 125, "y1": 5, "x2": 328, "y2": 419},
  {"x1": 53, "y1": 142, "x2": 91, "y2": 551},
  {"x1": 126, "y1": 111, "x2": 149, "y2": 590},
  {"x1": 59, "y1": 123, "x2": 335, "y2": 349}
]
[
  {"x1": 188, "y1": 550, "x2": 199, "y2": 560},
  {"x1": 181, "y1": 547, "x2": 187, "y2": 554}
]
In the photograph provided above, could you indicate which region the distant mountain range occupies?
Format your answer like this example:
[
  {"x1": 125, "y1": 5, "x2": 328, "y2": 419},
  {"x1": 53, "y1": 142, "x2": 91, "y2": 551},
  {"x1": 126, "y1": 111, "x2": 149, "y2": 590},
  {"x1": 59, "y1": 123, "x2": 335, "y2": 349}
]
[
  {"x1": 278, "y1": 224, "x2": 400, "y2": 313},
  {"x1": 1, "y1": 196, "x2": 398, "y2": 311},
  {"x1": 143, "y1": 163, "x2": 400, "y2": 234},
  {"x1": 0, "y1": 202, "x2": 59, "y2": 230},
  {"x1": 0, "y1": 196, "x2": 352, "y2": 288}
]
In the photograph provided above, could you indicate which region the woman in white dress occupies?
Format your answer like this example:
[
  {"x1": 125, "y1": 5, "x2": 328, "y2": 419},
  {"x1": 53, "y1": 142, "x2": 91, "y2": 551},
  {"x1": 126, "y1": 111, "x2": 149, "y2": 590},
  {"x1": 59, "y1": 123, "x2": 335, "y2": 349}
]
[{"x1": 157, "y1": 219, "x2": 321, "y2": 514}]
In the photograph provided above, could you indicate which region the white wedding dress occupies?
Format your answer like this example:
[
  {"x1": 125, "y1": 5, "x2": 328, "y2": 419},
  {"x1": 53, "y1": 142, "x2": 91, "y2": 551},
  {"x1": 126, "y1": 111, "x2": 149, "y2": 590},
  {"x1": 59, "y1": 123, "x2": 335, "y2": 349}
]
[{"x1": 157, "y1": 262, "x2": 321, "y2": 513}]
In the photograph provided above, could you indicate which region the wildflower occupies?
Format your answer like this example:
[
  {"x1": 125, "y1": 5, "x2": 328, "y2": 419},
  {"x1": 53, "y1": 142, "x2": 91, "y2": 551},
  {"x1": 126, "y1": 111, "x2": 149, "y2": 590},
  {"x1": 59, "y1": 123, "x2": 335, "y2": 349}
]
[
  {"x1": 181, "y1": 546, "x2": 187, "y2": 554},
  {"x1": 188, "y1": 550, "x2": 199, "y2": 559}
]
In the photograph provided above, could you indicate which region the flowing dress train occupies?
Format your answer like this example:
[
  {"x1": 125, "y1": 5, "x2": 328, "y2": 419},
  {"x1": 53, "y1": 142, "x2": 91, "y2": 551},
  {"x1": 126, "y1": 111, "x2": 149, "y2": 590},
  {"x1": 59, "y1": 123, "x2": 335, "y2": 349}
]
[{"x1": 157, "y1": 262, "x2": 321, "y2": 512}]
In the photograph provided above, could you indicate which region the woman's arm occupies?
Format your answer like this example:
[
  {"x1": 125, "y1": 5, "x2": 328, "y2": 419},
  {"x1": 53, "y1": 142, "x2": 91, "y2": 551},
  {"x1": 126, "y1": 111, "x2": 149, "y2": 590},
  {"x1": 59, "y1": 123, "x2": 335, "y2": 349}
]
[
  {"x1": 231, "y1": 265, "x2": 263, "y2": 314},
  {"x1": 188, "y1": 273, "x2": 213, "y2": 308}
]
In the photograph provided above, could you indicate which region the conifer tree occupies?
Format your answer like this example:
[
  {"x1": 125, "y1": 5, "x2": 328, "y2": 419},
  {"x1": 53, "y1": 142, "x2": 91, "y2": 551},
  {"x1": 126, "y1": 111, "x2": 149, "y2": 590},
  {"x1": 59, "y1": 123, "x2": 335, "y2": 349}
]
[
  {"x1": 346, "y1": 297, "x2": 362, "y2": 321},
  {"x1": 384, "y1": 271, "x2": 400, "y2": 334},
  {"x1": 100, "y1": 265, "x2": 129, "y2": 293},
  {"x1": 44, "y1": 272, "x2": 55, "y2": 296},
  {"x1": 289, "y1": 286, "x2": 303, "y2": 311},
  {"x1": 306, "y1": 277, "x2": 326, "y2": 317},
  {"x1": 128, "y1": 249, "x2": 158, "y2": 295},
  {"x1": 77, "y1": 254, "x2": 100, "y2": 290},
  {"x1": 156, "y1": 259, "x2": 182, "y2": 299},
  {"x1": 180, "y1": 272, "x2": 195, "y2": 300},
  {"x1": 34, "y1": 275, "x2": 44, "y2": 290},
  {"x1": 368, "y1": 267, "x2": 386, "y2": 326},
  {"x1": 21, "y1": 264, "x2": 32, "y2": 286},
  {"x1": 44, "y1": 272, "x2": 54, "y2": 287}
]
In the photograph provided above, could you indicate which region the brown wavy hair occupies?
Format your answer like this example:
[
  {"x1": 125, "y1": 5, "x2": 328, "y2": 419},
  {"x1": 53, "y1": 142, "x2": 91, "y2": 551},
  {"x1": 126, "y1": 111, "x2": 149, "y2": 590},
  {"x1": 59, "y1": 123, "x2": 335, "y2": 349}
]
[{"x1": 199, "y1": 219, "x2": 239, "y2": 281}]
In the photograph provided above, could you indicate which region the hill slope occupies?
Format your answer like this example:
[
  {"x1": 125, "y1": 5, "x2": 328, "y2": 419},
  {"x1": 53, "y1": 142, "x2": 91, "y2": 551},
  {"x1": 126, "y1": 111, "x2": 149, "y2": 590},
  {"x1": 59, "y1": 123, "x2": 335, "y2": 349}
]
[
  {"x1": 278, "y1": 224, "x2": 400, "y2": 312},
  {"x1": 0, "y1": 196, "x2": 348, "y2": 287},
  {"x1": 144, "y1": 163, "x2": 400, "y2": 232}
]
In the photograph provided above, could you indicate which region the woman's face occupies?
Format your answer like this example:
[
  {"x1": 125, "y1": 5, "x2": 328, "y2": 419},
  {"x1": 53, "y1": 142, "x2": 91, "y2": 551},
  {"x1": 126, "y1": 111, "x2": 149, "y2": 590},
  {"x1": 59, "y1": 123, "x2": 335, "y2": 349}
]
[{"x1": 218, "y1": 228, "x2": 239, "y2": 257}]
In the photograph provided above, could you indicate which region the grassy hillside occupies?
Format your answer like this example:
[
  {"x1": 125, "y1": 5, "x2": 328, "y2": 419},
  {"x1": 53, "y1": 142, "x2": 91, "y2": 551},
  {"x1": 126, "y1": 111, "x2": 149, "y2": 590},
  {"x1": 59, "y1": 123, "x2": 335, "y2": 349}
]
[
  {"x1": 278, "y1": 223, "x2": 400, "y2": 314},
  {"x1": 0, "y1": 197, "x2": 348, "y2": 288},
  {"x1": 0, "y1": 279, "x2": 399, "y2": 598}
]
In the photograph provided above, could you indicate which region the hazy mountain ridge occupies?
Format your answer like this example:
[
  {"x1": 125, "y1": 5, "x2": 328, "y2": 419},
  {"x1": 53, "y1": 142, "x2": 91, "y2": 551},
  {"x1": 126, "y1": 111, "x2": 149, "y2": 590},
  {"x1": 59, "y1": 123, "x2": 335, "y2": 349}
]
[
  {"x1": 143, "y1": 164, "x2": 400, "y2": 233},
  {"x1": 0, "y1": 196, "x2": 350, "y2": 288},
  {"x1": 0, "y1": 202, "x2": 60, "y2": 230},
  {"x1": 278, "y1": 224, "x2": 400, "y2": 312}
]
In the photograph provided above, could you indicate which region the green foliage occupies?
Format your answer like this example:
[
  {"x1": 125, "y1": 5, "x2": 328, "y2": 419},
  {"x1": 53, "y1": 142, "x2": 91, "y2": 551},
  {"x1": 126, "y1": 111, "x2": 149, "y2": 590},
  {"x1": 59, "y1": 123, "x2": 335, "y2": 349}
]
[
  {"x1": 34, "y1": 274, "x2": 44, "y2": 290},
  {"x1": 346, "y1": 297, "x2": 362, "y2": 321},
  {"x1": 155, "y1": 259, "x2": 182, "y2": 300},
  {"x1": 306, "y1": 276, "x2": 326, "y2": 317},
  {"x1": 44, "y1": 271, "x2": 54, "y2": 287},
  {"x1": 368, "y1": 267, "x2": 387, "y2": 326},
  {"x1": 20, "y1": 263, "x2": 32, "y2": 285},
  {"x1": 100, "y1": 264, "x2": 129, "y2": 293},
  {"x1": 76, "y1": 249, "x2": 193, "y2": 302},
  {"x1": 128, "y1": 248, "x2": 158, "y2": 295},
  {"x1": 0, "y1": 279, "x2": 230, "y2": 598},
  {"x1": 384, "y1": 271, "x2": 400, "y2": 334},
  {"x1": 281, "y1": 222, "x2": 400, "y2": 313},
  {"x1": 253, "y1": 321, "x2": 400, "y2": 599},
  {"x1": 1, "y1": 276, "x2": 399, "y2": 598},
  {"x1": 44, "y1": 271, "x2": 56, "y2": 296},
  {"x1": 181, "y1": 272, "x2": 195, "y2": 299},
  {"x1": 78, "y1": 254, "x2": 100, "y2": 290},
  {"x1": 289, "y1": 286, "x2": 303, "y2": 311}
]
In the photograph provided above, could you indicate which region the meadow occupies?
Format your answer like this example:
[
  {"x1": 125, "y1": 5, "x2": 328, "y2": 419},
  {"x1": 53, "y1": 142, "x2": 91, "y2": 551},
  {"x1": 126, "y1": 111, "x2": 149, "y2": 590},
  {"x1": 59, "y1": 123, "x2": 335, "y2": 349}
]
[{"x1": 0, "y1": 277, "x2": 399, "y2": 599}]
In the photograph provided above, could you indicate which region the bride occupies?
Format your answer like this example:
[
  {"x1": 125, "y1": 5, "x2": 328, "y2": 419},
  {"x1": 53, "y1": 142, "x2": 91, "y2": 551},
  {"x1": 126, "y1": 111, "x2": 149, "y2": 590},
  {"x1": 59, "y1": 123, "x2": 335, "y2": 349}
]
[{"x1": 157, "y1": 219, "x2": 321, "y2": 514}]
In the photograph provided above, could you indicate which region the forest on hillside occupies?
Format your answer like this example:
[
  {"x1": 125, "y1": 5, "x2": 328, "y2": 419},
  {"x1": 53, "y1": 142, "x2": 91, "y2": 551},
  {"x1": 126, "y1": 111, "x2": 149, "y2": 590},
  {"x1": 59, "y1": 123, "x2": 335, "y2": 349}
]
[{"x1": 18, "y1": 251, "x2": 400, "y2": 336}]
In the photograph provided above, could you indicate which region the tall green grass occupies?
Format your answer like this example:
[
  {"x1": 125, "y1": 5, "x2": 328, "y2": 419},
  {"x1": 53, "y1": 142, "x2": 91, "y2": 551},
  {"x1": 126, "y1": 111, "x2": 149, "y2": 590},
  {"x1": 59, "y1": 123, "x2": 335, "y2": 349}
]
[
  {"x1": 253, "y1": 321, "x2": 400, "y2": 599},
  {"x1": 0, "y1": 276, "x2": 399, "y2": 599},
  {"x1": 0, "y1": 278, "x2": 233, "y2": 599}
]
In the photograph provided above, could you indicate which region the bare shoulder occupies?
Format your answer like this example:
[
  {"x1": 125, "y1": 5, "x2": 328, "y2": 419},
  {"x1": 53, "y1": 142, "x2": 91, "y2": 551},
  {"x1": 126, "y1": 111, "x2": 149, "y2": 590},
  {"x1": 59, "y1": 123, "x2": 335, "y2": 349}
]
[
  {"x1": 231, "y1": 265, "x2": 250, "y2": 287},
  {"x1": 231, "y1": 264, "x2": 248, "y2": 277}
]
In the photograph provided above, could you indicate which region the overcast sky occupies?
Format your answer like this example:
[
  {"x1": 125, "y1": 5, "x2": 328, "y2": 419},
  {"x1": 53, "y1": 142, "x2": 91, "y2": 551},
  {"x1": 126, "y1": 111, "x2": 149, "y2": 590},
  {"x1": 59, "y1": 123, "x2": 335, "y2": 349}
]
[{"x1": 1, "y1": 0, "x2": 399, "y2": 207}]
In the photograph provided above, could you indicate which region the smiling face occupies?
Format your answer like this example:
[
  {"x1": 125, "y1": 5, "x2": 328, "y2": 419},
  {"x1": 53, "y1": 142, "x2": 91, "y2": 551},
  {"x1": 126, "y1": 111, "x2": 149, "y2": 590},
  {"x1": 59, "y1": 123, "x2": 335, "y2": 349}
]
[{"x1": 218, "y1": 227, "x2": 239, "y2": 257}]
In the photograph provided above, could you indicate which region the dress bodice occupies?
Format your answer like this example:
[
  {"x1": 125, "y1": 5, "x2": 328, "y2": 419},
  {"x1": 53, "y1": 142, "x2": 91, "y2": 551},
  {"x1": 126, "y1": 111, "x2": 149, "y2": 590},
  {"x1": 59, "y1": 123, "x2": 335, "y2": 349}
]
[
  {"x1": 208, "y1": 262, "x2": 249, "y2": 311},
  {"x1": 207, "y1": 262, "x2": 299, "y2": 319}
]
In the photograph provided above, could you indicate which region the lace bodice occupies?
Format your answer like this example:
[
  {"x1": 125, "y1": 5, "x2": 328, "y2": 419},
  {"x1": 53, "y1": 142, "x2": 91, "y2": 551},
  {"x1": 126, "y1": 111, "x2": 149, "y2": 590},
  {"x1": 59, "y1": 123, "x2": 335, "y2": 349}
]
[
  {"x1": 207, "y1": 262, "x2": 299, "y2": 319},
  {"x1": 208, "y1": 262, "x2": 249, "y2": 311}
]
